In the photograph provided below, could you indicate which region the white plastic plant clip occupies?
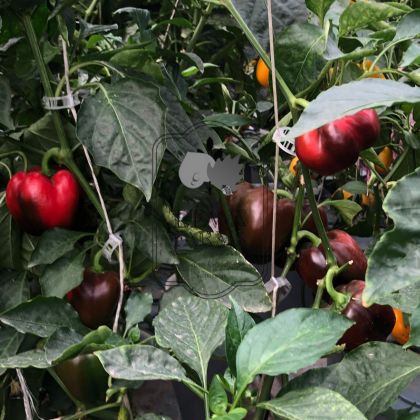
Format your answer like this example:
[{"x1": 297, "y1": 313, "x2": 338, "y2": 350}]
[
  {"x1": 265, "y1": 275, "x2": 292, "y2": 299},
  {"x1": 42, "y1": 93, "x2": 80, "y2": 110},
  {"x1": 102, "y1": 232, "x2": 123, "y2": 263},
  {"x1": 273, "y1": 127, "x2": 295, "y2": 156}
]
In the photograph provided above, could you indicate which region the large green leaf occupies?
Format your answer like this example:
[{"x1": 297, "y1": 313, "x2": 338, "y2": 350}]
[
  {"x1": 0, "y1": 76, "x2": 13, "y2": 129},
  {"x1": 176, "y1": 245, "x2": 270, "y2": 313},
  {"x1": 77, "y1": 79, "x2": 166, "y2": 201},
  {"x1": 235, "y1": 308, "x2": 351, "y2": 391},
  {"x1": 228, "y1": 0, "x2": 307, "y2": 55},
  {"x1": 0, "y1": 296, "x2": 88, "y2": 337},
  {"x1": 39, "y1": 250, "x2": 85, "y2": 298},
  {"x1": 0, "y1": 326, "x2": 24, "y2": 375},
  {"x1": 0, "y1": 349, "x2": 50, "y2": 369},
  {"x1": 286, "y1": 342, "x2": 420, "y2": 419},
  {"x1": 29, "y1": 228, "x2": 90, "y2": 267},
  {"x1": 225, "y1": 298, "x2": 255, "y2": 377},
  {"x1": 275, "y1": 23, "x2": 327, "y2": 94},
  {"x1": 305, "y1": 0, "x2": 334, "y2": 23},
  {"x1": 339, "y1": 2, "x2": 411, "y2": 36},
  {"x1": 0, "y1": 271, "x2": 29, "y2": 314},
  {"x1": 259, "y1": 387, "x2": 366, "y2": 419},
  {"x1": 0, "y1": 206, "x2": 21, "y2": 270},
  {"x1": 153, "y1": 295, "x2": 228, "y2": 385},
  {"x1": 286, "y1": 79, "x2": 420, "y2": 140},
  {"x1": 363, "y1": 169, "x2": 420, "y2": 306},
  {"x1": 394, "y1": 10, "x2": 420, "y2": 42},
  {"x1": 95, "y1": 344, "x2": 188, "y2": 382}
]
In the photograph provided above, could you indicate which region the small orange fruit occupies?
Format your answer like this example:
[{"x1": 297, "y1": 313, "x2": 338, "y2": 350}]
[
  {"x1": 289, "y1": 156, "x2": 299, "y2": 176},
  {"x1": 360, "y1": 59, "x2": 385, "y2": 79},
  {"x1": 375, "y1": 146, "x2": 393, "y2": 175},
  {"x1": 392, "y1": 308, "x2": 410, "y2": 345},
  {"x1": 342, "y1": 190, "x2": 353, "y2": 200},
  {"x1": 255, "y1": 58, "x2": 270, "y2": 88}
]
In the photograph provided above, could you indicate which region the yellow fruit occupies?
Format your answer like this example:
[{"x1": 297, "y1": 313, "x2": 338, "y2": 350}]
[
  {"x1": 255, "y1": 58, "x2": 270, "y2": 88},
  {"x1": 289, "y1": 156, "x2": 299, "y2": 176},
  {"x1": 375, "y1": 146, "x2": 393, "y2": 175}
]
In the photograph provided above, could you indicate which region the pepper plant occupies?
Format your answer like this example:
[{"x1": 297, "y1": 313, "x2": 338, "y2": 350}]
[{"x1": 0, "y1": 0, "x2": 420, "y2": 419}]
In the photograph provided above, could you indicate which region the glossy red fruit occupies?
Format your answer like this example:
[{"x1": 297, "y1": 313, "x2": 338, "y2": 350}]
[
  {"x1": 67, "y1": 269, "x2": 120, "y2": 329},
  {"x1": 6, "y1": 169, "x2": 79, "y2": 235},
  {"x1": 337, "y1": 280, "x2": 395, "y2": 351},
  {"x1": 295, "y1": 109, "x2": 380, "y2": 176},
  {"x1": 296, "y1": 230, "x2": 367, "y2": 289},
  {"x1": 220, "y1": 183, "x2": 295, "y2": 262}
]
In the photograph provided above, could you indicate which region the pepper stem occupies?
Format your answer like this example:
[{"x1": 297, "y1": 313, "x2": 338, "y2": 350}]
[{"x1": 92, "y1": 249, "x2": 104, "y2": 273}]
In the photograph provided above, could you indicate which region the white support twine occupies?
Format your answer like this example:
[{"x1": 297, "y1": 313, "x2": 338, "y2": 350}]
[
  {"x1": 59, "y1": 37, "x2": 125, "y2": 333},
  {"x1": 267, "y1": 0, "x2": 282, "y2": 318},
  {"x1": 16, "y1": 369, "x2": 39, "y2": 420}
]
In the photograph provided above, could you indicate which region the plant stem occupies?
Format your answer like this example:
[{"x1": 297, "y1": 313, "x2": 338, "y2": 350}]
[
  {"x1": 62, "y1": 402, "x2": 120, "y2": 420},
  {"x1": 217, "y1": 188, "x2": 241, "y2": 250},
  {"x1": 296, "y1": 230, "x2": 321, "y2": 247},
  {"x1": 173, "y1": 184, "x2": 187, "y2": 215},
  {"x1": 186, "y1": 3, "x2": 214, "y2": 52},
  {"x1": 48, "y1": 368, "x2": 83, "y2": 409},
  {"x1": 301, "y1": 166, "x2": 336, "y2": 267},
  {"x1": 254, "y1": 376, "x2": 274, "y2": 420},
  {"x1": 0, "y1": 151, "x2": 28, "y2": 172},
  {"x1": 312, "y1": 278, "x2": 325, "y2": 309},
  {"x1": 324, "y1": 266, "x2": 350, "y2": 310},
  {"x1": 21, "y1": 14, "x2": 70, "y2": 153},
  {"x1": 85, "y1": 0, "x2": 100, "y2": 21}
]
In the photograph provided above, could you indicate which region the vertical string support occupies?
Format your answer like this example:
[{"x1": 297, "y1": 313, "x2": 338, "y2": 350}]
[{"x1": 59, "y1": 36, "x2": 125, "y2": 333}]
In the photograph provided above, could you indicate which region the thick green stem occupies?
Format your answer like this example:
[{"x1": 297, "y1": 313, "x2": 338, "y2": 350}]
[
  {"x1": 324, "y1": 266, "x2": 350, "y2": 311},
  {"x1": 301, "y1": 166, "x2": 336, "y2": 267},
  {"x1": 0, "y1": 151, "x2": 28, "y2": 172},
  {"x1": 62, "y1": 402, "x2": 120, "y2": 420},
  {"x1": 296, "y1": 230, "x2": 321, "y2": 247},
  {"x1": 22, "y1": 14, "x2": 70, "y2": 153},
  {"x1": 276, "y1": 189, "x2": 293, "y2": 200},
  {"x1": 312, "y1": 278, "x2": 325, "y2": 309},
  {"x1": 217, "y1": 188, "x2": 241, "y2": 250},
  {"x1": 41, "y1": 147, "x2": 62, "y2": 176},
  {"x1": 92, "y1": 249, "x2": 104, "y2": 273},
  {"x1": 85, "y1": 0, "x2": 99, "y2": 21},
  {"x1": 254, "y1": 376, "x2": 274, "y2": 420},
  {"x1": 186, "y1": 3, "x2": 214, "y2": 52}
]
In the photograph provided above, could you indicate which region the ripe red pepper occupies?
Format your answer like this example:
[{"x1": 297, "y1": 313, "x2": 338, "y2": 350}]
[
  {"x1": 5, "y1": 169, "x2": 79, "y2": 235},
  {"x1": 67, "y1": 269, "x2": 120, "y2": 329},
  {"x1": 337, "y1": 280, "x2": 395, "y2": 351},
  {"x1": 296, "y1": 230, "x2": 367, "y2": 289},
  {"x1": 295, "y1": 109, "x2": 380, "y2": 175}
]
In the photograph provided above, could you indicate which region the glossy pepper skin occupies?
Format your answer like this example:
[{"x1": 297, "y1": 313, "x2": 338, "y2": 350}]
[
  {"x1": 67, "y1": 269, "x2": 120, "y2": 329},
  {"x1": 54, "y1": 353, "x2": 108, "y2": 405},
  {"x1": 296, "y1": 230, "x2": 367, "y2": 289},
  {"x1": 6, "y1": 169, "x2": 79, "y2": 235},
  {"x1": 220, "y1": 183, "x2": 295, "y2": 262},
  {"x1": 295, "y1": 109, "x2": 380, "y2": 176},
  {"x1": 337, "y1": 280, "x2": 395, "y2": 351}
]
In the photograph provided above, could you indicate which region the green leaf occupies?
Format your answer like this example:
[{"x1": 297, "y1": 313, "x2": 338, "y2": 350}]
[
  {"x1": 400, "y1": 42, "x2": 420, "y2": 68},
  {"x1": 204, "y1": 113, "x2": 251, "y2": 128},
  {"x1": 39, "y1": 250, "x2": 85, "y2": 298},
  {"x1": 176, "y1": 245, "x2": 270, "y2": 313},
  {"x1": 0, "y1": 205, "x2": 21, "y2": 270},
  {"x1": 29, "y1": 228, "x2": 90, "y2": 267},
  {"x1": 259, "y1": 386, "x2": 366, "y2": 419},
  {"x1": 213, "y1": 408, "x2": 247, "y2": 420},
  {"x1": 275, "y1": 23, "x2": 328, "y2": 94},
  {"x1": 287, "y1": 342, "x2": 420, "y2": 419},
  {"x1": 153, "y1": 295, "x2": 228, "y2": 384},
  {"x1": 209, "y1": 375, "x2": 228, "y2": 415},
  {"x1": 45, "y1": 325, "x2": 119, "y2": 363},
  {"x1": 360, "y1": 147, "x2": 385, "y2": 169},
  {"x1": 286, "y1": 79, "x2": 420, "y2": 140},
  {"x1": 0, "y1": 271, "x2": 29, "y2": 313},
  {"x1": 339, "y1": 2, "x2": 411, "y2": 36},
  {"x1": 225, "y1": 298, "x2": 255, "y2": 377},
  {"x1": 236, "y1": 308, "x2": 352, "y2": 391},
  {"x1": 394, "y1": 10, "x2": 420, "y2": 41},
  {"x1": 124, "y1": 291, "x2": 153, "y2": 335},
  {"x1": 323, "y1": 199, "x2": 362, "y2": 226},
  {"x1": 0, "y1": 326, "x2": 24, "y2": 375},
  {"x1": 407, "y1": 305, "x2": 420, "y2": 347},
  {"x1": 341, "y1": 181, "x2": 368, "y2": 195},
  {"x1": 95, "y1": 344, "x2": 188, "y2": 382},
  {"x1": 228, "y1": 0, "x2": 307, "y2": 54},
  {"x1": 0, "y1": 349, "x2": 50, "y2": 369},
  {"x1": 305, "y1": 0, "x2": 335, "y2": 24},
  {"x1": 0, "y1": 76, "x2": 13, "y2": 129},
  {"x1": 130, "y1": 215, "x2": 179, "y2": 265},
  {"x1": 0, "y1": 296, "x2": 88, "y2": 337},
  {"x1": 364, "y1": 168, "x2": 420, "y2": 306},
  {"x1": 77, "y1": 79, "x2": 166, "y2": 201}
]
